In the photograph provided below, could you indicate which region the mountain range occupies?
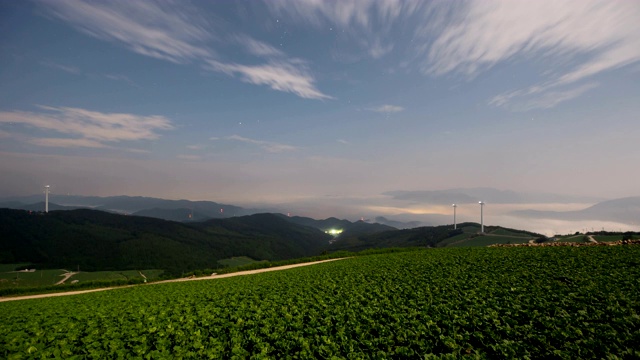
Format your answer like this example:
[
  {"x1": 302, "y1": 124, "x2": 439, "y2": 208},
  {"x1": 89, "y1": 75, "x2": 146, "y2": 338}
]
[
  {"x1": 275, "y1": 214, "x2": 397, "y2": 236},
  {"x1": 383, "y1": 188, "x2": 604, "y2": 204},
  {"x1": 0, "y1": 195, "x2": 260, "y2": 219},
  {"x1": 0, "y1": 209, "x2": 332, "y2": 275},
  {"x1": 2, "y1": 191, "x2": 639, "y2": 228},
  {"x1": 0, "y1": 194, "x2": 423, "y2": 229}
]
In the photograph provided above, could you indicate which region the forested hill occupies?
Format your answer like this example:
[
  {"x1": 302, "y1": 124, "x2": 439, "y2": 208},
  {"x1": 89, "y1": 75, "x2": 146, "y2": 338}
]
[
  {"x1": 275, "y1": 214, "x2": 397, "y2": 237},
  {"x1": 193, "y1": 213, "x2": 332, "y2": 258},
  {"x1": 0, "y1": 209, "x2": 331, "y2": 275},
  {"x1": 329, "y1": 222, "x2": 543, "y2": 252}
]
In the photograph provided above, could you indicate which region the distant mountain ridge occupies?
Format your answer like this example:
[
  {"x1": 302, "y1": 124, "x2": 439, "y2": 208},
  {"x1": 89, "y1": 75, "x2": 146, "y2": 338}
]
[
  {"x1": 374, "y1": 216, "x2": 422, "y2": 229},
  {"x1": 384, "y1": 188, "x2": 604, "y2": 204},
  {"x1": 0, "y1": 194, "x2": 264, "y2": 220},
  {"x1": 275, "y1": 214, "x2": 397, "y2": 236},
  {"x1": 0, "y1": 195, "x2": 401, "y2": 236},
  {"x1": 0, "y1": 201, "x2": 88, "y2": 212},
  {"x1": 511, "y1": 196, "x2": 640, "y2": 225}
]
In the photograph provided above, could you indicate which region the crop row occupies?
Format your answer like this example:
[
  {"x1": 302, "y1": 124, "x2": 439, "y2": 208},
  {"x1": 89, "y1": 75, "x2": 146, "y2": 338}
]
[{"x1": 1, "y1": 246, "x2": 639, "y2": 358}]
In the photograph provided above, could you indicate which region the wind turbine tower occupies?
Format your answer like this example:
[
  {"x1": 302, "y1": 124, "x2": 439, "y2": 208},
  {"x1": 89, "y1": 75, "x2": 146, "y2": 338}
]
[
  {"x1": 44, "y1": 185, "x2": 50, "y2": 213},
  {"x1": 478, "y1": 201, "x2": 485, "y2": 233},
  {"x1": 452, "y1": 204, "x2": 457, "y2": 230}
]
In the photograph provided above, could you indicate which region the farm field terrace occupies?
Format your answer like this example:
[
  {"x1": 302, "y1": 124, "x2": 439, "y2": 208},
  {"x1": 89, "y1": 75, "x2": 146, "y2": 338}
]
[
  {"x1": 1, "y1": 246, "x2": 639, "y2": 358},
  {"x1": 0, "y1": 268, "x2": 163, "y2": 290}
]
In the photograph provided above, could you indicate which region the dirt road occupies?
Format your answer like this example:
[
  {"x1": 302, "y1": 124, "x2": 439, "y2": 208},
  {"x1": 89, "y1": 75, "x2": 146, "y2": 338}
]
[
  {"x1": 157, "y1": 258, "x2": 348, "y2": 284},
  {"x1": 0, "y1": 258, "x2": 347, "y2": 303},
  {"x1": 55, "y1": 271, "x2": 77, "y2": 285}
]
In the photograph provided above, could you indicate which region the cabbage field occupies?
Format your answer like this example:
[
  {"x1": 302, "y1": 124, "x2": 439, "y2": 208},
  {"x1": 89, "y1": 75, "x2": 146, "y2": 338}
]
[{"x1": 1, "y1": 246, "x2": 639, "y2": 358}]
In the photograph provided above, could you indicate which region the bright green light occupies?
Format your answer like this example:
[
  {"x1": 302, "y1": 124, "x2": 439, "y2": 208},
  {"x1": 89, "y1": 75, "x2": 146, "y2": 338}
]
[{"x1": 325, "y1": 229, "x2": 343, "y2": 236}]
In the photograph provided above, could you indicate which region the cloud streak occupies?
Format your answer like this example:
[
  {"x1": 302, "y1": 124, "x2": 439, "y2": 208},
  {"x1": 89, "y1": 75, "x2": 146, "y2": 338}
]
[
  {"x1": 265, "y1": 0, "x2": 423, "y2": 60},
  {"x1": 40, "y1": 60, "x2": 81, "y2": 74},
  {"x1": 207, "y1": 60, "x2": 332, "y2": 100},
  {"x1": 225, "y1": 135, "x2": 296, "y2": 153},
  {"x1": 233, "y1": 35, "x2": 285, "y2": 58},
  {"x1": 490, "y1": 83, "x2": 599, "y2": 111},
  {"x1": 40, "y1": 60, "x2": 140, "y2": 87},
  {"x1": 368, "y1": 104, "x2": 404, "y2": 113},
  {"x1": 41, "y1": 0, "x2": 330, "y2": 100},
  {"x1": 266, "y1": 0, "x2": 640, "y2": 108},
  {"x1": 420, "y1": 0, "x2": 640, "y2": 109},
  {"x1": 42, "y1": 0, "x2": 213, "y2": 64},
  {"x1": 28, "y1": 137, "x2": 108, "y2": 149},
  {"x1": 0, "y1": 106, "x2": 174, "y2": 148}
]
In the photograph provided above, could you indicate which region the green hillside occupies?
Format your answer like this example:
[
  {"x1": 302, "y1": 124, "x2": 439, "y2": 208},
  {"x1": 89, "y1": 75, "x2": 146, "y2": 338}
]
[
  {"x1": 329, "y1": 222, "x2": 540, "y2": 251},
  {"x1": 0, "y1": 209, "x2": 331, "y2": 276},
  {"x1": 195, "y1": 213, "x2": 332, "y2": 261},
  {"x1": 276, "y1": 214, "x2": 397, "y2": 238}
]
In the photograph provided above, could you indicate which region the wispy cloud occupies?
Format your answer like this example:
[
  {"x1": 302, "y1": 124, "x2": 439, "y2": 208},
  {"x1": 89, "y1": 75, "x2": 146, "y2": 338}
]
[
  {"x1": 265, "y1": 0, "x2": 424, "y2": 31},
  {"x1": 176, "y1": 154, "x2": 202, "y2": 161},
  {"x1": 225, "y1": 134, "x2": 296, "y2": 153},
  {"x1": 42, "y1": 0, "x2": 213, "y2": 64},
  {"x1": 0, "y1": 106, "x2": 173, "y2": 148},
  {"x1": 491, "y1": 83, "x2": 599, "y2": 111},
  {"x1": 265, "y1": 0, "x2": 422, "y2": 60},
  {"x1": 420, "y1": 0, "x2": 640, "y2": 109},
  {"x1": 28, "y1": 137, "x2": 108, "y2": 149},
  {"x1": 42, "y1": 0, "x2": 330, "y2": 100},
  {"x1": 233, "y1": 35, "x2": 285, "y2": 58},
  {"x1": 207, "y1": 60, "x2": 332, "y2": 100},
  {"x1": 103, "y1": 74, "x2": 139, "y2": 87},
  {"x1": 337, "y1": 139, "x2": 350, "y2": 145},
  {"x1": 368, "y1": 104, "x2": 404, "y2": 113},
  {"x1": 186, "y1": 144, "x2": 206, "y2": 150},
  {"x1": 368, "y1": 38, "x2": 394, "y2": 59},
  {"x1": 219, "y1": 35, "x2": 331, "y2": 100},
  {"x1": 41, "y1": 60, "x2": 139, "y2": 87},
  {"x1": 40, "y1": 60, "x2": 81, "y2": 74}
]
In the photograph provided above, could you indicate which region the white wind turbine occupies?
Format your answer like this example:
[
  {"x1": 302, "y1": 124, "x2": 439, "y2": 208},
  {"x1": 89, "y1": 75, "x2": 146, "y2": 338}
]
[
  {"x1": 452, "y1": 204, "x2": 457, "y2": 230},
  {"x1": 478, "y1": 201, "x2": 485, "y2": 233},
  {"x1": 44, "y1": 185, "x2": 51, "y2": 213}
]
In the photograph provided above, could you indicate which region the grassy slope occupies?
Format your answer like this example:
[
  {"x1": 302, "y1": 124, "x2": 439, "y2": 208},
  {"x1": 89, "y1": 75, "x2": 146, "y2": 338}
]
[
  {"x1": 217, "y1": 256, "x2": 266, "y2": 268},
  {"x1": 0, "y1": 269, "x2": 66, "y2": 288},
  {"x1": 0, "y1": 268, "x2": 164, "y2": 289},
  {"x1": 593, "y1": 235, "x2": 624, "y2": 242},
  {"x1": 330, "y1": 222, "x2": 539, "y2": 251},
  {"x1": 0, "y1": 264, "x2": 28, "y2": 272}
]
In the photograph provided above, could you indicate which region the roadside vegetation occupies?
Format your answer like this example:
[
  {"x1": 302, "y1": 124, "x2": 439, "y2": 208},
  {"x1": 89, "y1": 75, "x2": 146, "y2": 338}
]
[
  {"x1": 554, "y1": 231, "x2": 639, "y2": 243},
  {"x1": 216, "y1": 256, "x2": 266, "y2": 268},
  {"x1": 186, "y1": 248, "x2": 423, "y2": 277}
]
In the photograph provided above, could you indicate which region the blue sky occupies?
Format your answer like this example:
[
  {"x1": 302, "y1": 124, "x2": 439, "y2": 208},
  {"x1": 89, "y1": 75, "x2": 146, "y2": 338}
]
[{"x1": 1, "y1": 0, "x2": 639, "y2": 228}]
